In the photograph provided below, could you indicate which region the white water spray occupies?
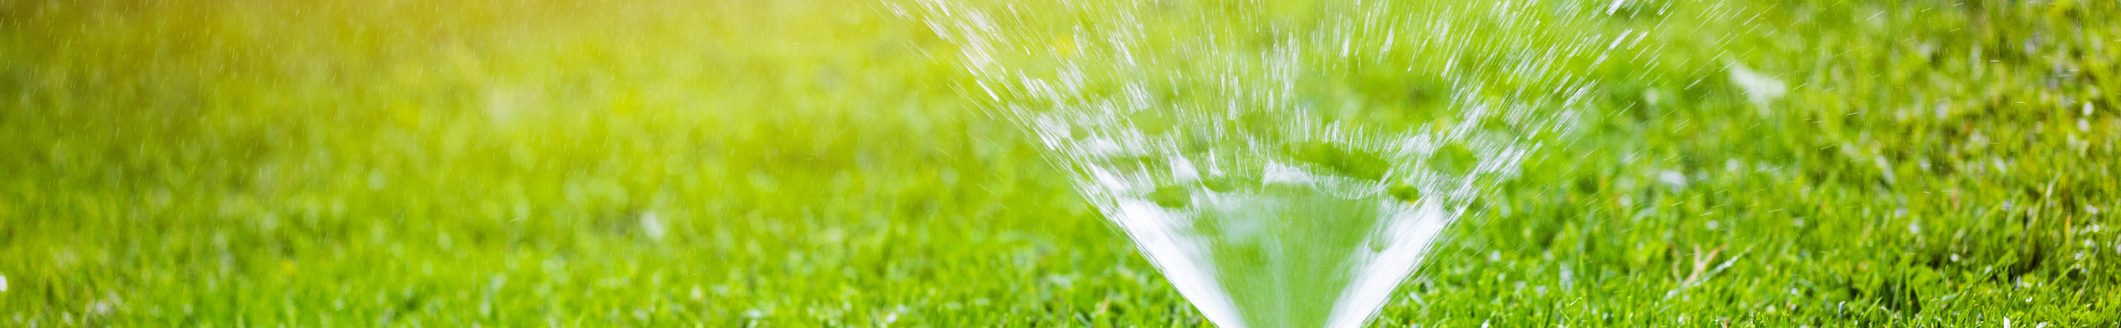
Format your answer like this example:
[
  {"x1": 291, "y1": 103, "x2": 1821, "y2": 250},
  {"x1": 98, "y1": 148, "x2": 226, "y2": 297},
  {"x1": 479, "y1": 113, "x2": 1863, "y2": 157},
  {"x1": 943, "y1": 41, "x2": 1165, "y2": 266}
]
[{"x1": 903, "y1": 0, "x2": 1609, "y2": 326}]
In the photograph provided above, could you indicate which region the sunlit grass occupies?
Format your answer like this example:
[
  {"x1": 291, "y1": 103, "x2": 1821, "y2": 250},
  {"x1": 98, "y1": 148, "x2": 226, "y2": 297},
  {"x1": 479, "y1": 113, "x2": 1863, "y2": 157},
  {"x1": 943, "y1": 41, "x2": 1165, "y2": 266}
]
[{"x1": 1, "y1": 0, "x2": 2117, "y2": 326}]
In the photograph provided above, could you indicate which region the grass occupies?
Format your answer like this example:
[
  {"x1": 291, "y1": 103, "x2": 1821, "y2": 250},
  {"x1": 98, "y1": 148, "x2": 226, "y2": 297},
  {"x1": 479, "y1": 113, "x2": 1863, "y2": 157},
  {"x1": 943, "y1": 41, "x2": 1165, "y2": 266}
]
[{"x1": 1, "y1": 0, "x2": 2117, "y2": 326}]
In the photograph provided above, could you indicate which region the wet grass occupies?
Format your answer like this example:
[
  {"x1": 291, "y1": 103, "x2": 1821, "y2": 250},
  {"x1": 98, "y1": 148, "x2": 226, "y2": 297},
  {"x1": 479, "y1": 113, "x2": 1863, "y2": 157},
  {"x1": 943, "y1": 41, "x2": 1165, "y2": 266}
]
[{"x1": 1, "y1": 0, "x2": 2117, "y2": 326}]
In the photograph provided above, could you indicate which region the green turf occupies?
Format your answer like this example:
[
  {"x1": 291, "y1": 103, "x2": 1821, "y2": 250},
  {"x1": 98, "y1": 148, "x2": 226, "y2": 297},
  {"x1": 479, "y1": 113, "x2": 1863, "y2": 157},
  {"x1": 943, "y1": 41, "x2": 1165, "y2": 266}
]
[{"x1": 2, "y1": 0, "x2": 2117, "y2": 326}]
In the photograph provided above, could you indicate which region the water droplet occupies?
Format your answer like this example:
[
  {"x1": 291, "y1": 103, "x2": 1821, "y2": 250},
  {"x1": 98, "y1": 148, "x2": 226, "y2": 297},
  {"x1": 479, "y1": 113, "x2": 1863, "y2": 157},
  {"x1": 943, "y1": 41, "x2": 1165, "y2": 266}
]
[
  {"x1": 1657, "y1": 170, "x2": 1687, "y2": 189},
  {"x1": 1727, "y1": 63, "x2": 1787, "y2": 109},
  {"x1": 1605, "y1": 0, "x2": 1630, "y2": 15},
  {"x1": 640, "y1": 212, "x2": 666, "y2": 241}
]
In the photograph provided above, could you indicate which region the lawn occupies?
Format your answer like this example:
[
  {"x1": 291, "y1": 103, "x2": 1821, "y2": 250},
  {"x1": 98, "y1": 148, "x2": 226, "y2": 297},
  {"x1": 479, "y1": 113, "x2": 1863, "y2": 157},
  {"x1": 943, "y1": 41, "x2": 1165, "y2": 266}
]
[{"x1": 1, "y1": 0, "x2": 2117, "y2": 326}]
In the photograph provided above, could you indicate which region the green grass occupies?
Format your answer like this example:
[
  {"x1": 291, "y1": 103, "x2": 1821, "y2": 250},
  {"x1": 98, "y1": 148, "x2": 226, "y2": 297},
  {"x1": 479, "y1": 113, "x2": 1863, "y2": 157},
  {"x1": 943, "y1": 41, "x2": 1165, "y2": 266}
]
[{"x1": 2, "y1": 0, "x2": 2117, "y2": 326}]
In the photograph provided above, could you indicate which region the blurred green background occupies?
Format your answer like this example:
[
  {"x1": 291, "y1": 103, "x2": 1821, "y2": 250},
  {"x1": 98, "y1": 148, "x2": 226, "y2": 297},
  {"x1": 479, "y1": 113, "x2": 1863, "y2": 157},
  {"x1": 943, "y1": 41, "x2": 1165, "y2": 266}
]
[{"x1": 2, "y1": 0, "x2": 2117, "y2": 325}]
